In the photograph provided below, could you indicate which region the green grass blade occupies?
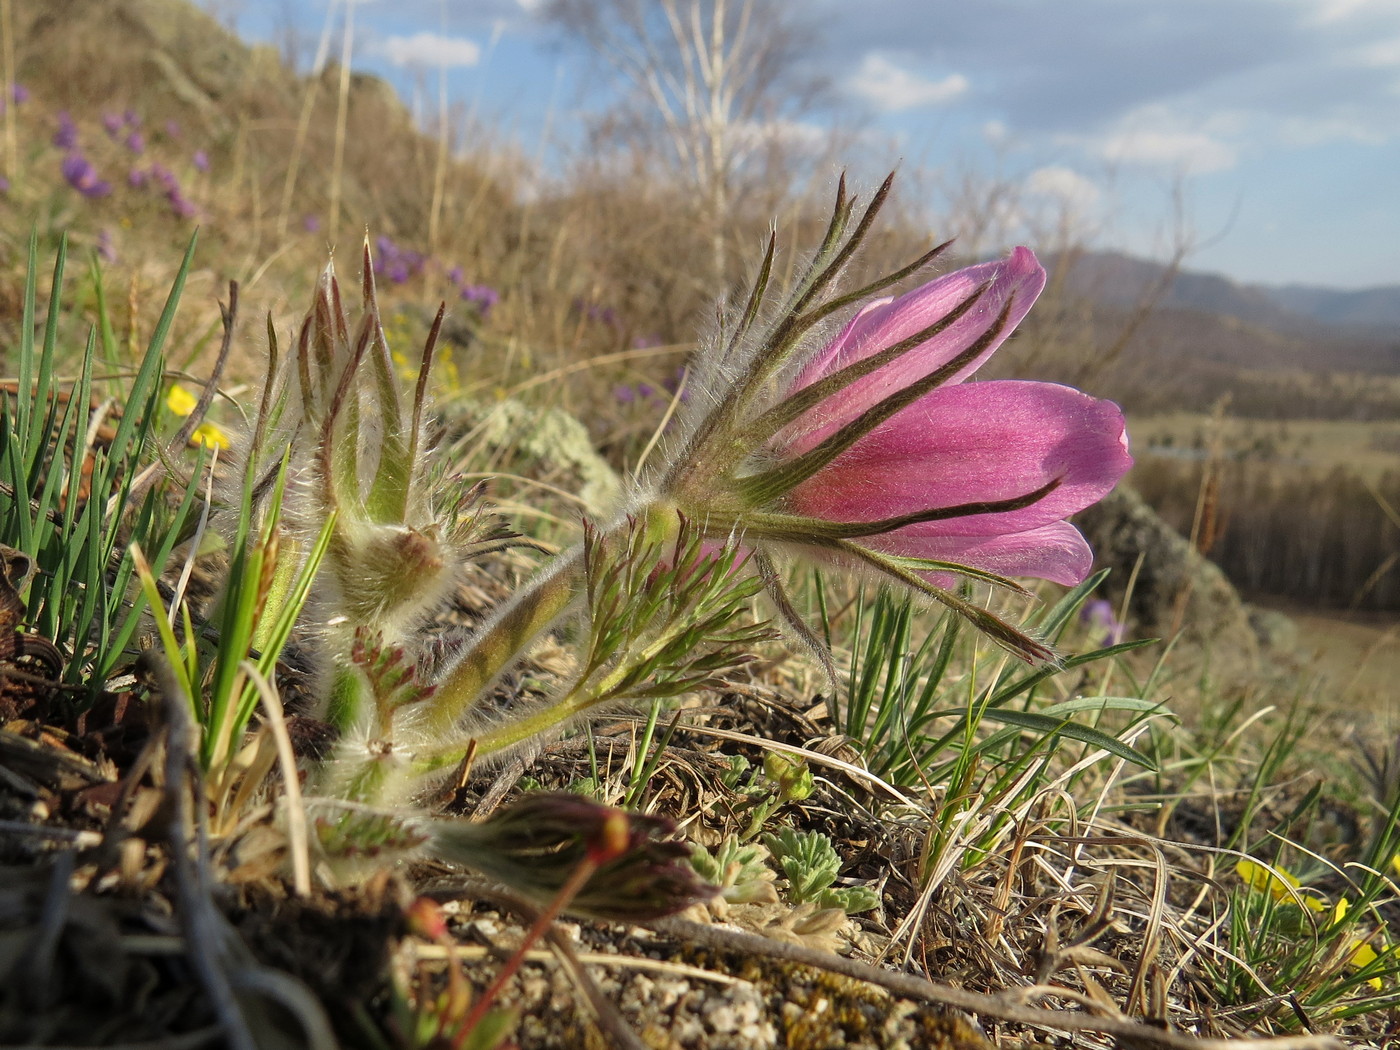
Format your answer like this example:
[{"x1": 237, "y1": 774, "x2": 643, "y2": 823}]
[{"x1": 977, "y1": 708, "x2": 1156, "y2": 769}]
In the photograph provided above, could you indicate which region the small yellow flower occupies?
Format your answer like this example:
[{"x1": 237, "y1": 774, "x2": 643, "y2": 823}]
[
  {"x1": 191, "y1": 422, "x2": 230, "y2": 450},
  {"x1": 1349, "y1": 939, "x2": 1382, "y2": 990},
  {"x1": 1234, "y1": 859, "x2": 1326, "y2": 911},
  {"x1": 167, "y1": 385, "x2": 230, "y2": 449},
  {"x1": 166, "y1": 383, "x2": 199, "y2": 417}
]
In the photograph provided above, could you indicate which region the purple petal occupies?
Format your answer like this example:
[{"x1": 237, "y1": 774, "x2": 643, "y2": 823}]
[
  {"x1": 789, "y1": 247, "x2": 1046, "y2": 447},
  {"x1": 785, "y1": 380, "x2": 1131, "y2": 537},
  {"x1": 868, "y1": 520, "x2": 1096, "y2": 588}
]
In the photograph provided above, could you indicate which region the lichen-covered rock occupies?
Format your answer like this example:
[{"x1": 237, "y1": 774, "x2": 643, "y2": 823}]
[
  {"x1": 456, "y1": 397, "x2": 623, "y2": 514},
  {"x1": 1075, "y1": 485, "x2": 1265, "y2": 664}
]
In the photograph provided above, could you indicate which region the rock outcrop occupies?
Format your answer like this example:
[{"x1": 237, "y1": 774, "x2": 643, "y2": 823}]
[{"x1": 1076, "y1": 485, "x2": 1278, "y2": 667}]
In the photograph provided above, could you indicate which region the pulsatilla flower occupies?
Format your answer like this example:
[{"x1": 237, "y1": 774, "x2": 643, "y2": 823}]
[
  {"x1": 429, "y1": 793, "x2": 716, "y2": 920},
  {"x1": 656, "y1": 175, "x2": 1132, "y2": 661}
]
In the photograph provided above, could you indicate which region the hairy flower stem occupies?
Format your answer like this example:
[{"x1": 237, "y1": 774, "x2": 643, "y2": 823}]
[
  {"x1": 422, "y1": 544, "x2": 588, "y2": 733},
  {"x1": 422, "y1": 628, "x2": 662, "y2": 767}
]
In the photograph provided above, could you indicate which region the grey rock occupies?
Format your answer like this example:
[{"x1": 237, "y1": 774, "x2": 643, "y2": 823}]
[{"x1": 1076, "y1": 485, "x2": 1272, "y2": 664}]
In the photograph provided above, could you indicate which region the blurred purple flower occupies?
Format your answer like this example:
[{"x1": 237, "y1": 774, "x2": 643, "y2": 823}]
[
  {"x1": 128, "y1": 167, "x2": 148, "y2": 188},
  {"x1": 372, "y1": 234, "x2": 428, "y2": 283},
  {"x1": 97, "y1": 228, "x2": 117, "y2": 264},
  {"x1": 614, "y1": 385, "x2": 636, "y2": 404},
  {"x1": 165, "y1": 120, "x2": 181, "y2": 138},
  {"x1": 148, "y1": 163, "x2": 178, "y2": 191},
  {"x1": 447, "y1": 265, "x2": 464, "y2": 284},
  {"x1": 302, "y1": 213, "x2": 321, "y2": 232},
  {"x1": 10, "y1": 83, "x2": 28, "y2": 104},
  {"x1": 61, "y1": 153, "x2": 112, "y2": 198},
  {"x1": 124, "y1": 131, "x2": 145, "y2": 155},
  {"x1": 123, "y1": 109, "x2": 140, "y2": 127},
  {"x1": 636, "y1": 383, "x2": 655, "y2": 400},
  {"x1": 102, "y1": 112, "x2": 124, "y2": 138},
  {"x1": 192, "y1": 149, "x2": 209, "y2": 172},
  {"x1": 53, "y1": 111, "x2": 78, "y2": 149},
  {"x1": 573, "y1": 298, "x2": 621, "y2": 328},
  {"x1": 459, "y1": 283, "x2": 499, "y2": 316},
  {"x1": 0, "y1": 175, "x2": 9, "y2": 194},
  {"x1": 1080, "y1": 598, "x2": 1125, "y2": 647},
  {"x1": 661, "y1": 366, "x2": 691, "y2": 403},
  {"x1": 169, "y1": 193, "x2": 197, "y2": 219},
  {"x1": 632, "y1": 333, "x2": 662, "y2": 350}
]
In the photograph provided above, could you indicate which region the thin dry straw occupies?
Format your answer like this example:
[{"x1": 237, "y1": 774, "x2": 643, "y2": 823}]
[{"x1": 327, "y1": 0, "x2": 355, "y2": 241}]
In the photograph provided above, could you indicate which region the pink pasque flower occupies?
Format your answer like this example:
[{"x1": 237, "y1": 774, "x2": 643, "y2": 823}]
[
  {"x1": 777, "y1": 248, "x2": 1131, "y2": 588},
  {"x1": 657, "y1": 176, "x2": 1130, "y2": 661}
]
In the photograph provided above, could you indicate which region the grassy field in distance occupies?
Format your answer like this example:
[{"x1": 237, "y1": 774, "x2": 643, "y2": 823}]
[{"x1": 1131, "y1": 410, "x2": 1400, "y2": 482}]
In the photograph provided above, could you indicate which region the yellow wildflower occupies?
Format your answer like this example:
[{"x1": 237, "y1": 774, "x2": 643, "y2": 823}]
[
  {"x1": 1234, "y1": 859, "x2": 1326, "y2": 912},
  {"x1": 1348, "y1": 939, "x2": 1383, "y2": 991},
  {"x1": 191, "y1": 422, "x2": 230, "y2": 450},
  {"x1": 167, "y1": 385, "x2": 231, "y2": 449},
  {"x1": 166, "y1": 383, "x2": 199, "y2": 417}
]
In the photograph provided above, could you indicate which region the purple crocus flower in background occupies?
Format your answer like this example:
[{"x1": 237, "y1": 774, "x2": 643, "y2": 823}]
[
  {"x1": 302, "y1": 214, "x2": 321, "y2": 232},
  {"x1": 124, "y1": 131, "x2": 145, "y2": 155},
  {"x1": 10, "y1": 83, "x2": 28, "y2": 104},
  {"x1": 168, "y1": 193, "x2": 197, "y2": 219},
  {"x1": 661, "y1": 366, "x2": 691, "y2": 403},
  {"x1": 148, "y1": 162, "x2": 177, "y2": 191},
  {"x1": 192, "y1": 149, "x2": 209, "y2": 172},
  {"x1": 165, "y1": 120, "x2": 181, "y2": 138},
  {"x1": 573, "y1": 298, "x2": 621, "y2": 328},
  {"x1": 61, "y1": 153, "x2": 112, "y2": 198},
  {"x1": 123, "y1": 109, "x2": 140, "y2": 127},
  {"x1": 1080, "y1": 598, "x2": 1125, "y2": 647},
  {"x1": 96, "y1": 228, "x2": 117, "y2": 264},
  {"x1": 447, "y1": 265, "x2": 464, "y2": 284},
  {"x1": 128, "y1": 167, "x2": 148, "y2": 188},
  {"x1": 102, "y1": 112, "x2": 124, "y2": 138},
  {"x1": 614, "y1": 385, "x2": 636, "y2": 404},
  {"x1": 0, "y1": 175, "x2": 9, "y2": 194},
  {"x1": 372, "y1": 235, "x2": 429, "y2": 284},
  {"x1": 460, "y1": 284, "x2": 499, "y2": 317},
  {"x1": 53, "y1": 111, "x2": 78, "y2": 149}
]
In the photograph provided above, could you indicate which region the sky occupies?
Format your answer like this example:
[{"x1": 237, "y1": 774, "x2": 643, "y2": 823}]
[{"x1": 200, "y1": 0, "x2": 1400, "y2": 291}]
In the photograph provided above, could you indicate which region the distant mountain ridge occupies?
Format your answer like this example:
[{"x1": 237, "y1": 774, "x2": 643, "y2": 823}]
[
  {"x1": 1264, "y1": 282, "x2": 1400, "y2": 329},
  {"x1": 1053, "y1": 250, "x2": 1400, "y2": 336}
]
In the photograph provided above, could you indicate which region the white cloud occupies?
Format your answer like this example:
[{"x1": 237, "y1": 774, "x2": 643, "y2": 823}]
[
  {"x1": 380, "y1": 32, "x2": 482, "y2": 68},
  {"x1": 848, "y1": 54, "x2": 968, "y2": 111},
  {"x1": 1353, "y1": 35, "x2": 1400, "y2": 67},
  {"x1": 1310, "y1": 0, "x2": 1382, "y2": 24},
  {"x1": 1098, "y1": 128, "x2": 1237, "y2": 172},
  {"x1": 1025, "y1": 165, "x2": 1101, "y2": 212},
  {"x1": 731, "y1": 118, "x2": 830, "y2": 157},
  {"x1": 1075, "y1": 107, "x2": 1240, "y2": 173}
]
